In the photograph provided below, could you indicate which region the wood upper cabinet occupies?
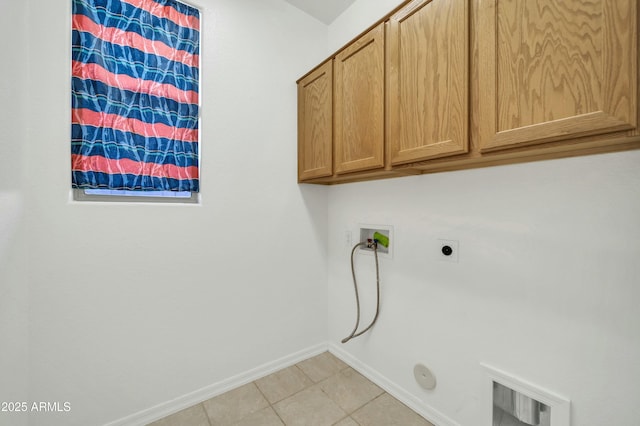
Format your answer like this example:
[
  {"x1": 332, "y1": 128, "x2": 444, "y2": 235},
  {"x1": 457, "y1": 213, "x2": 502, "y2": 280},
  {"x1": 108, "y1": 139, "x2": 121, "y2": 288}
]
[
  {"x1": 298, "y1": 60, "x2": 333, "y2": 181},
  {"x1": 478, "y1": 0, "x2": 638, "y2": 152},
  {"x1": 296, "y1": 0, "x2": 639, "y2": 184},
  {"x1": 334, "y1": 23, "x2": 385, "y2": 174},
  {"x1": 387, "y1": 0, "x2": 469, "y2": 165}
]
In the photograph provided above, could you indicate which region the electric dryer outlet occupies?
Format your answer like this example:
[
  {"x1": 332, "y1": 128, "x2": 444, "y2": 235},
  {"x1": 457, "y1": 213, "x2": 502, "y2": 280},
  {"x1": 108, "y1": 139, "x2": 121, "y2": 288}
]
[{"x1": 438, "y1": 239, "x2": 459, "y2": 262}]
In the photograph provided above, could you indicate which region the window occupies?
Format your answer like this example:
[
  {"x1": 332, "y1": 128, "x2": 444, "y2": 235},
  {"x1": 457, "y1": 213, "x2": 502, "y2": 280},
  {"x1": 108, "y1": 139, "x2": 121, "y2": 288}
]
[{"x1": 71, "y1": 0, "x2": 200, "y2": 201}]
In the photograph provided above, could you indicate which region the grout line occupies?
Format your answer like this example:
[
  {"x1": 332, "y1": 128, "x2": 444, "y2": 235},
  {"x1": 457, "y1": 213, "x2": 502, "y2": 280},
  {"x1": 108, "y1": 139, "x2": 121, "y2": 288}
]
[
  {"x1": 253, "y1": 380, "x2": 271, "y2": 408},
  {"x1": 293, "y1": 363, "x2": 315, "y2": 384},
  {"x1": 151, "y1": 350, "x2": 429, "y2": 426},
  {"x1": 251, "y1": 379, "x2": 287, "y2": 426},
  {"x1": 264, "y1": 389, "x2": 287, "y2": 426},
  {"x1": 198, "y1": 402, "x2": 214, "y2": 426}
]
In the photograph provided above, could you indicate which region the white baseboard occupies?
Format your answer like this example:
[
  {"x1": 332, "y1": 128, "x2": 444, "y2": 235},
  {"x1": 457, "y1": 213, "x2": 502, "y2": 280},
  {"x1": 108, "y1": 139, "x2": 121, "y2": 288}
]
[
  {"x1": 328, "y1": 342, "x2": 460, "y2": 426},
  {"x1": 104, "y1": 342, "x2": 328, "y2": 426},
  {"x1": 105, "y1": 342, "x2": 460, "y2": 426}
]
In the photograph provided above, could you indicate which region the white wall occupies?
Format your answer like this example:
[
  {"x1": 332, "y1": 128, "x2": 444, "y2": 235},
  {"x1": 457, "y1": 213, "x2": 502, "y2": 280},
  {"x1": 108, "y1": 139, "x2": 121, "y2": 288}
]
[
  {"x1": 24, "y1": 0, "x2": 328, "y2": 425},
  {"x1": 327, "y1": 0, "x2": 399, "y2": 53},
  {"x1": 328, "y1": 153, "x2": 640, "y2": 426},
  {"x1": 328, "y1": 2, "x2": 640, "y2": 426},
  {"x1": 0, "y1": 0, "x2": 30, "y2": 425}
]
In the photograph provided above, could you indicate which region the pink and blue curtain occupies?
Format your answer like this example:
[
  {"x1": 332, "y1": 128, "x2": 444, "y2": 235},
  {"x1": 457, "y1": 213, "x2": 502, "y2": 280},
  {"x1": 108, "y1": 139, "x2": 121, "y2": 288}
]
[{"x1": 72, "y1": 0, "x2": 200, "y2": 192}]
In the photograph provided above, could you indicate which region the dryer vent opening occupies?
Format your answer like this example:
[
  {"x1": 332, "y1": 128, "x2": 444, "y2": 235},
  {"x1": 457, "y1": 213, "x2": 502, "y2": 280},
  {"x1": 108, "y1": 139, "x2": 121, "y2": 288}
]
[{"x1": 493, "y1": 382, "x2": 550, "y2": 426}]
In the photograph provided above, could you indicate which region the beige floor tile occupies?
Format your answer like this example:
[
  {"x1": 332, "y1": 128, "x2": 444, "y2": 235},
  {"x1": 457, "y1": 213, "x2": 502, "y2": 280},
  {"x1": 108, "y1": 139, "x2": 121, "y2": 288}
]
[
  {"x1": 254, "y1": 365, "x2": 314, "y2": 404},
  {"x1": 352, "y1": 393, "x2": 434, "y2": 426},
  {"x1": 333, "y1": 417, "x2": 360, "y2": 426},
  {"x1": 147, "y1": 403, "x2": 211, "y2": 426},
  {"x1": 318, "y1": 367, "x2": 384, "y2": 414},
  {"x1": 296, "y1": 352, "x2": 349, "y2": 383},
  {"x1": 273, "y1": 386, "x2": 347, "y2": 426},
  {"x1": 231, "y1": 406, "x2": 284, "y2": 426},
  {"x1": 202, "y1": 382, "x2": 268, "y2": 425}
]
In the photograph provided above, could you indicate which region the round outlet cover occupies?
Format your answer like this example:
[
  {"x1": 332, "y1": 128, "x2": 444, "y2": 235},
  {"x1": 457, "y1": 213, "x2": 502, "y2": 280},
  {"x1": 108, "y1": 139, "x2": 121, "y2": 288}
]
[{"x1": 414, "y1": 363, "x2": 437, "y2": 390}]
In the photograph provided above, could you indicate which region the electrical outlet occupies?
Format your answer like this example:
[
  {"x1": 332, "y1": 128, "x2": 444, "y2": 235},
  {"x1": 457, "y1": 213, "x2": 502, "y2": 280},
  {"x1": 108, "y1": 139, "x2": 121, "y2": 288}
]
[
  {"x1": 438, "y1": 239, "x2": 459, "y2": 262},
  {"x1": 344, "y1": 230, "x2": 352, "y2": 248}
]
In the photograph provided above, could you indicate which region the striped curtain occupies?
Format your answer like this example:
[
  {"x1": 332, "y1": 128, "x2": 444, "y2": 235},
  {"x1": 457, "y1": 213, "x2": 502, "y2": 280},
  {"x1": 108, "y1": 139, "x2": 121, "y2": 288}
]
[{"x1": 72, "y1": 0, "x2": 200, "y2": 192}]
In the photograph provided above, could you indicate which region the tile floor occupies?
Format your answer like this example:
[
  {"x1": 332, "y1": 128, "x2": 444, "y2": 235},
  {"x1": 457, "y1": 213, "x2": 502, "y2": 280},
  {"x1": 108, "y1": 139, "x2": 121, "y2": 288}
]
[{"x1": 148, "y1": 352, "x2": 434, "y2": 426}]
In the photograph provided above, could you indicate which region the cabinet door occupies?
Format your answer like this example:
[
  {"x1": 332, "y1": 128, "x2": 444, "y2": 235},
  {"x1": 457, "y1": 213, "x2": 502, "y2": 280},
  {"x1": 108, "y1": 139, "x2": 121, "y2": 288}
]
[
  {"x1": 478, "y1": 0, "x2": 637, "y2": 152},
  {"x1": 298, "y1": 60, "x2": 333, "y2": 181},
  {"x1": 334, "y1": 23, "x2": 385, "y2": 174},
  {"x1": 388, "y1": 0, "x2": 469, "y2": 165}
]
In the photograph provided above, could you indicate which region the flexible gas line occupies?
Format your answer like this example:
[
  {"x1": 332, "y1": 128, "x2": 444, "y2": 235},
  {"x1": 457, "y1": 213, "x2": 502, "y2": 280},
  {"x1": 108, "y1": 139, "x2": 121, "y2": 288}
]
[{"x1": 341, "y1": 241, "x2": 380, "y2": 344}]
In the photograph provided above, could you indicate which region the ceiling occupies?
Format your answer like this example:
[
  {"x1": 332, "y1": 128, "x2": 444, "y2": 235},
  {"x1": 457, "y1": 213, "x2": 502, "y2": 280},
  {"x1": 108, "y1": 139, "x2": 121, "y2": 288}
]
[{"x1": 284, "y1": 0, "x2": 357, "y2": 24}]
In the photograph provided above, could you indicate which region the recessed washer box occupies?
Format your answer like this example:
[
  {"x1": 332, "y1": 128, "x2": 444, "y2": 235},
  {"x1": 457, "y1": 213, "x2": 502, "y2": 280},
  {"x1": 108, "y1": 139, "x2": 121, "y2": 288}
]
[{"x1": 359, "y1": 224, "x2": 393, "y2": 259}]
